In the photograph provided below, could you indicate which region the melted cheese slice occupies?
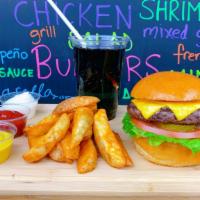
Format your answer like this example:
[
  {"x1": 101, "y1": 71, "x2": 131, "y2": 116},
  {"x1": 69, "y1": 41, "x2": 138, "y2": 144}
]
[{"x1": 132, "y1": 99, "x2": 200, "y2": 121}]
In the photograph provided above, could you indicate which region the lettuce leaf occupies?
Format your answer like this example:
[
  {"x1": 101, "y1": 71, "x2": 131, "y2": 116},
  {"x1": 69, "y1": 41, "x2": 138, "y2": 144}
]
[{"x1": 122, "y1": 113, "x2": 200, "y2": 153}]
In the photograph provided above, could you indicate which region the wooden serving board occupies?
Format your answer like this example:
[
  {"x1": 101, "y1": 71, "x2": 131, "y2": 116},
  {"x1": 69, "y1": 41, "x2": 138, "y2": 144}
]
[{"x1": 0, "y1": 105, "x2": 200, "y2": 200}]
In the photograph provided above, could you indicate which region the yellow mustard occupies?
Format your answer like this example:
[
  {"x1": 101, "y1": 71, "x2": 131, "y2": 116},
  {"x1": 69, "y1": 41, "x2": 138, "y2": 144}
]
[{"x1": 0, "y1": 131, "x2": 13, "y2": 164}]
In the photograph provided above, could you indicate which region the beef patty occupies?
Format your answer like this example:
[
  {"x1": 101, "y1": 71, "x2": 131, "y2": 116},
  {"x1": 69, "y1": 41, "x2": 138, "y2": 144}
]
[{"x1": 128, "y1": 103, "x2": 200, "y2": 125}]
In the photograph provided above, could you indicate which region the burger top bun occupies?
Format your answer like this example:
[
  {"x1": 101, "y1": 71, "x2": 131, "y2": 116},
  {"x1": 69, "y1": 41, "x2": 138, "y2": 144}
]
[{"x1": 131, "y1": 71, "x2": 200, "y2": 102}]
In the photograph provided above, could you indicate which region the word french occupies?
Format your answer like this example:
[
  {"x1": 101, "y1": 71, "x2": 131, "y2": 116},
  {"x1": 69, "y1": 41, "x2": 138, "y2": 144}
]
[{"x1": 173, "y1": 43, "x2": 200, "y2": 65}]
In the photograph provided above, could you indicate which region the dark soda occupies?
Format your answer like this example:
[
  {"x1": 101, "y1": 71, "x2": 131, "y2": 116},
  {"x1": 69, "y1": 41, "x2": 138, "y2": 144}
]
[{"x1": 74, "y1": 47, "x2": 125, "y2": 120}]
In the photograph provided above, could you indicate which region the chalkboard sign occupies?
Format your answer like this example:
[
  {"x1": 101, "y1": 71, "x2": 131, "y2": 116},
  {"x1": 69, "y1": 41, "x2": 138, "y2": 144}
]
[{"x1": 1, "y1": 0, "x2": 200, "y2": 104}]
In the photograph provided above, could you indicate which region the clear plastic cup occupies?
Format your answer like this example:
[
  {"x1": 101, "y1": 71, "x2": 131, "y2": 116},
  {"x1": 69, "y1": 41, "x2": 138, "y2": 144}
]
[
  {"x1": 0, "y1": 121, "x2": 17, "y2": 164},
  {"x1": 69, "y1": 35, "x2": 129, "y2": 120},
  {"x1": 0, "y1": 105, "x2": 30, "y2": 137},
  {"x1": 0, "y1": 92, "x2": 40, "y2": 119}
]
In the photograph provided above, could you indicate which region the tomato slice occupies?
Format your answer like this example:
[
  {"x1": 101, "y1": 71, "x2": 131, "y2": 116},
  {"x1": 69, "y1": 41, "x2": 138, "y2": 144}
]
[{"x1": 132, "y1": 118, "x2": 200, "y2": 139}]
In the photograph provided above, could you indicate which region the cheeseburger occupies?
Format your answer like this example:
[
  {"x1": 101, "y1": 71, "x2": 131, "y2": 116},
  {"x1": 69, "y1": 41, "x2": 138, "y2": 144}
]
[{"x1": 122, "y1": 71, "x2": 200, "y2": 167}]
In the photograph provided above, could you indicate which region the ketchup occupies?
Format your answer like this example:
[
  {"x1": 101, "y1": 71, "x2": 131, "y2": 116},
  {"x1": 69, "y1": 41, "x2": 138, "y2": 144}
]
[{"x1": 0, "y1": 110, "x2": 27, "y2": 137}]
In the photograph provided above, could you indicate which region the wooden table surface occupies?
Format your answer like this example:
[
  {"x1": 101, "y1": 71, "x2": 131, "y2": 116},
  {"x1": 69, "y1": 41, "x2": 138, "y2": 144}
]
[{"x1": 0, "y1": 105, "x2": 200, "y2": 200}]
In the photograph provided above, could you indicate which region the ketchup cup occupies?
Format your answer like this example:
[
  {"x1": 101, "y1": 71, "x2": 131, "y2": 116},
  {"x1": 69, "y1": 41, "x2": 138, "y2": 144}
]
[{"x1": 0, "y1": 105, "x2": 30, "y2": 137}]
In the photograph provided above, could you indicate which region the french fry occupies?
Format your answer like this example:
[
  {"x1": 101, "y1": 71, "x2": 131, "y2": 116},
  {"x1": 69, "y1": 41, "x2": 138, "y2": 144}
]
[
  {"x1": 77, "y1": 139, "x2": 98, "y2": 174},
  {"x1": 71, "y1": 107, "x2": 94, "y2": 148},
  {"x1": 28, "y1": 135, "x2": 43, "y2": 148},
  {"x1": 68, "y1": 112, "x2": 74, "y2": 121},
  {"x1": 24, "y1": 114, "x2": 59, "y2": 136},
  {"x1": 49, "y1": 143, "x2": 66, "y2": 162},
  {"x1": 114, "y1": 133, "x2": 133, "y2": 167},
  {"x1": 53, "y1": 96, "x2": 100, "y2": 115},
  {"x1": 87, "y1": 104, "x2": 98, "y2": 113},
  {"x1": 23, "y1": 113, "x2": 70, "y2": 163},
  {"x1": 61, "y1": 132, "x2": 80, "y2": 160},
  {"x1": 49, "y1": 143, "x2": 73, "y2": 164},
  {"x1": 94, "y1": 109, "x2": 126, "y2": 168},
  {"x1": 83, "y1": 127, "x2": 93, "y2": 141},
  {"x1": 67, "y1": 104, "x2": 97, "y2": 122}
]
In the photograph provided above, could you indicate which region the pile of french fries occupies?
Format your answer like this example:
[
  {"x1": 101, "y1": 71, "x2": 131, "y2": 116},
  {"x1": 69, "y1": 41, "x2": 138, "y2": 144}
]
[{"x1": 23, "y1": 96, "x2": 133, "y2": 174}]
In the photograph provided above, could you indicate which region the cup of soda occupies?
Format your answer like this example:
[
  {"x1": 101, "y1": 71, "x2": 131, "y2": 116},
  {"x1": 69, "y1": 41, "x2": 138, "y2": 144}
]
[{"x1": 69, "y1": 35, "x2": 129, "y2": 120}]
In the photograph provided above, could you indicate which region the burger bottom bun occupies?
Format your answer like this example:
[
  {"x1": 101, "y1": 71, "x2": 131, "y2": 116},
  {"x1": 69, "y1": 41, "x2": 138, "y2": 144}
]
[{"x1": 134, "y1": 137, "x2": 200, "y2": 167}]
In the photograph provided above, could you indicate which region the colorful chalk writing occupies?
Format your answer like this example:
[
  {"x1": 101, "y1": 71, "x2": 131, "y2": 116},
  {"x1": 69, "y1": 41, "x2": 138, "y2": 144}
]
[
  {"x1": 173, "y1": 43, "x2": 200, "y2": 64},
  {"x1": 139, "y1": 0, "x2": 200, "y2": 22},
  {"x1": 0, "y1": 48, "x2": 28, "y2": 64},
  {"x1": 67, "y1": 31, "x2": 133, "y2": 52},
  {"x1": 1, "y1": 83, "x2": 71, "y2": 100},
  {"x1": 0, "y1": 67, "x2": 34, "y2": 78},
  {"x1": 143, "y1": 24, "x2": 188, "y2": 40},
  {"x1": 31, "y1": 44, "x2": 72, "y2": 79},
  {"x1": 126, "y1": 54, "x2": 160, "y2": 82},
  {"x1": 196, "y1": 29, "x2": 200, "y2": 47},
  {"x1": 122, "y1": 88, "x2": 131, "y2": 100},
  {"x1": 29, "y1": 26, "x2": 56, "y2": 45},
  {"x1": 0, "y1": 0, "x2": 199, "y2": 104},
  {"x1": 14, "y1": 1, "x2": 133, "y2": 29}
]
